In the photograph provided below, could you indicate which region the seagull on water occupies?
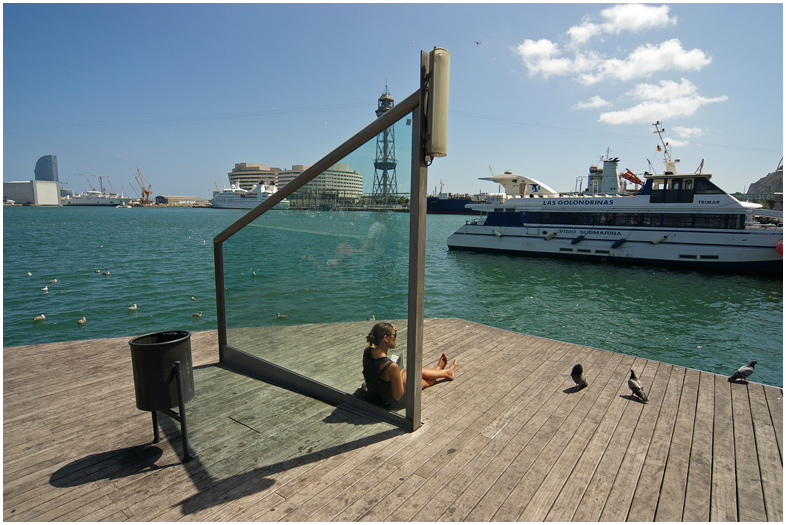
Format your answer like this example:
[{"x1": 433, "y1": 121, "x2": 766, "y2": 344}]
[
  {"x1": 41, "y1": 285, "x2": 48, "y2": 292},
  {"x1": 128, "y1": 303, "x2": 138, "y2": 311},
  {"x1": 32, "y1": 314, "x2": 46, "y2": 322},
  {"x1": 27, "y1": 271, "x2": 32, "y2": 277},
  {"x1": 192, "y1": 311, "x2": 202, "y2": 318},
  {"x1": 728, "y1": 360, "x2": 757, "y2": 384},
  {"x1": 628, "y1": 370, "x2": 648, "y2": 403},
  {"x1": 48, "y1": 279, "x2": 57, "y2": 284},
  {"x1": 78, "y1": 316, "x2": 86, "y2": 325},
  {"x1": 277, "y1": 313, "x2": 288, "y2": 319}
]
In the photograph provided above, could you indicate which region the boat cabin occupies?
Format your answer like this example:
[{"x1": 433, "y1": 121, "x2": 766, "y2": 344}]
[{"x1": 640, "y1": 173, "x2": 723, "y2": 204}]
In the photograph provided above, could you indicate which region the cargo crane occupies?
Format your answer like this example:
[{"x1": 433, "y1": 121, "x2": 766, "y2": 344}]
[{"x1": 136, "y1": 168, "x2": 152, "y2": 205}]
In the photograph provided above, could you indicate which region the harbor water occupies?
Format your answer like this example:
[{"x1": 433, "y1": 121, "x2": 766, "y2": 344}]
[{"x1": 3, "y1": 205, "x2": 783, "y2": 387}]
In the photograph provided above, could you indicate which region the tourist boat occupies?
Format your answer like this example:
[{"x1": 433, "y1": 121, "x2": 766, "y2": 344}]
[
  {"x1": 63, "y1": 190, "x2": 132, "y2": 206},
  {"x1": 447, "y1": 123, "x2": 783, "y2": 273},
  {"x1": 210, "y1": 183, "x2": 290, "y2": 210}
]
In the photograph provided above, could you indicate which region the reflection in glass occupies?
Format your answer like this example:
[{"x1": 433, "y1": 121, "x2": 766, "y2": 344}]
[{"x1": 221, "y1": 129, "x2": 412, "y2": 413}]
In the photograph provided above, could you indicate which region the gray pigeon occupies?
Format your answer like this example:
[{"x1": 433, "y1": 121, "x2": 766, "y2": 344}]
[
  {"x1": 628, "y1": 369, "x2": 648, "y2": 403},
  {"x1": 728, "y1": 360, "x2": 757, "y2": 383},
  {"x1": 571, "y1": 364, "x2": 588, "y2": 391}
]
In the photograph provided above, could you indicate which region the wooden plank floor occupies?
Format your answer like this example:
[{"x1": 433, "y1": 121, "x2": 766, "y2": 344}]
[{"x1": 3, "y1": 319, "x2": 782, "y2": 521}]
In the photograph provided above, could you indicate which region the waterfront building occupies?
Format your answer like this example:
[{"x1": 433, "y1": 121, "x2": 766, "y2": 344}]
[
  {"x1": 227, "y1": 163, "x2": 280, "y2": 190},
  {"x1": 155, "y1": 195, "x2": 211, "y2": 207},
  {"x1": 3, "y1": 180, "x2": 61, "y2": 206},
  {"x1": 34, "y1": 155, "x2": 59, "y2": 182},
  {"x1": 278, "y1": 162, "x2": 363, "y2": 201}
]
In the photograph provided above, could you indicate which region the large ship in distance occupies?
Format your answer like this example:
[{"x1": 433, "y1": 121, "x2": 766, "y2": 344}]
[
  {"x1": 63, "y1": 190, "x2": 133, "y2": 206},
  {"x1": 210, "y1": 183, "x2": 290, "y2": 210},
  {"x1": 447, "y1": 122, "x2": 783, "y2": 274}
]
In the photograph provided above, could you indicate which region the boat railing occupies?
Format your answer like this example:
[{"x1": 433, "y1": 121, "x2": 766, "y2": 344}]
[{"x1": 212, "y1": 49, "x2": 450, "y2": 432}]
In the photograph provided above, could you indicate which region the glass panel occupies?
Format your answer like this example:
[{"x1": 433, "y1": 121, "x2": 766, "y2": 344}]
[{"x1": 221, "y1": 118, "x2": 413, "y2": 414}]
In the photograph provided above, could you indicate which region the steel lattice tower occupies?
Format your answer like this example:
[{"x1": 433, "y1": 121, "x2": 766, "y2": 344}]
[{"x1": 371, "y1": 87, "x2": 398, "y2": 203}]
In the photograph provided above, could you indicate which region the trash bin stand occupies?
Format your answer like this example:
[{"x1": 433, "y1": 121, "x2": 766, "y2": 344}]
[{"x1": 154, "y1": 361, "x2": 192, "y2": 462}]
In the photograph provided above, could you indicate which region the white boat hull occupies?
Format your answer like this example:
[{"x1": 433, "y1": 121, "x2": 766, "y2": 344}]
[
  {"x1": 211, "y1": 197, "x2": 290, "y2": 210},
  {"x1": 448, "y1": 222, "x2": 783, "y2": 273}
]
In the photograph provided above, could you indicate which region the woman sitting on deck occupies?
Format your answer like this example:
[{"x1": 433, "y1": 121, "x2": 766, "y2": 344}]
[{"x1": 362, "y1": 322, "x2": 457, "y2": 410}]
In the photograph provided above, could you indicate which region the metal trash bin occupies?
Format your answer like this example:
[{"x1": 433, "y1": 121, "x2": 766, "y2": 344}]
[
  {"x1": 129, "y1": 330, "x2": 194, "y2": 411},
  {"x1": 129, "y1": 330, "x2": 195, "y2": 462}
]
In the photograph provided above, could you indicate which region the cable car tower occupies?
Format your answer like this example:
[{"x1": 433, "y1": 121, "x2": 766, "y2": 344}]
[{"x1": 371, "y1": 86, "x2": 398, "y2": 203}]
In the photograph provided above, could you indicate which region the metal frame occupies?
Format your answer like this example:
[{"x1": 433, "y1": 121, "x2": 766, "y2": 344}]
[{"x1": 213, "y1": 51, "x2": 432, "y2": 431}]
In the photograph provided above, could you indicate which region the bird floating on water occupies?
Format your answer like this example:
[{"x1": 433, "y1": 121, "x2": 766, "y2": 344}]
[
  {"x1": 77, "y1": 316, "x2": 86, "y2": 325},
  {"x1": 277, "y1": 313, "x2": 288, "y2": 319},
  {"x1": 27, "y1": 271, "x2": 32, "y2": 277},
  {"x1": 94, "y1": 269, "x2": 101, "y2": 273},
  {"x1": 128, "y1": 304, "x2": 138, "y2": 311},
  {"x1": 32, "y1": 314, "x2": 45, "y2": 322},
  {"x1": 628, "y1": 370, "x2": 648, "y2": 403},
  {"x1": 191, "y1": 296, "x2": 196, "y2": 301},
  {"x1": 192, "y1": 312, "x2": 202, "y2": 318},
  {"x1": 41, "y1": 286, "x2": 48, "y2": 292},
  {"x1": 48, "y1": 279, "x2": 57, "y2": 284},
  {"x1": 367, "y1": 315, "x2": 375, "y2": 321},
  {"x1": 571, "y1": 364, "x2": 588, "y2": 391},
  {"x1": 728, "y1": 360, "x2": 757, "y2": 384},
  {"x1": 103, "y1": 271, "x2": 110, "y2": 275}
]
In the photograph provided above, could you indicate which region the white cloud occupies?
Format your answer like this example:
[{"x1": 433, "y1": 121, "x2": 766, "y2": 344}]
[
  {"x1": 516, "y1": 38, "x2": 711, "y2": 85},
  {"x1": 575, "y1": 96, "x2": 611, "y2": 109},
  {"x1": 598, "y1": 4, "x2": 676, "y2": 35},
  {"x1": 567, "y1": 4, "x2": 676, "y2": 48},
  {"x1": 598, "y1": 79, "x2": 728, "y2": 124},
  {"x1": 597, "y1": 39, "x2": 712, "y2": 83},
  {"x1": 672, "y1": 125, "x2": 703, "y2": 138}
]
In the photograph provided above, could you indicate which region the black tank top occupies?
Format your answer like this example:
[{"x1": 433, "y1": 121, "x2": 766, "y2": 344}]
[{"x1": 362, "y1": 346, "x2": 404, "y2": 408}]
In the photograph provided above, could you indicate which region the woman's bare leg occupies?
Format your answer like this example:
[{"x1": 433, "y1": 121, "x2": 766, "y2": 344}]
[{"x1": 403, "y1": 359, "x2": 458, "y2": 390}]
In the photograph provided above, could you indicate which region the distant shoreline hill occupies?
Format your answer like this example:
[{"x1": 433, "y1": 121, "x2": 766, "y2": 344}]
[{"x1": 748, "y1": 161, "x2": 783, "y2": 195}]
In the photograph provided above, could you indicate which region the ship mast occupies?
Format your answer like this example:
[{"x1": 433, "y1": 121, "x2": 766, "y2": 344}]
[{"x1": 653, "y1": 121, "x2": 679, "y2": 175}]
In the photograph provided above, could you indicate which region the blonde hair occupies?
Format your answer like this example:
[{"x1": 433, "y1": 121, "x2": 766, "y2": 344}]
[{"x1": 366, "y1": 322, "x2": 395, "y2": 346}]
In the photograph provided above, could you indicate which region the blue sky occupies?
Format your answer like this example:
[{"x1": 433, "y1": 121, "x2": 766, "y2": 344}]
[{"x1": 3, "y1": 3, "x2": 783, "y2": 199}]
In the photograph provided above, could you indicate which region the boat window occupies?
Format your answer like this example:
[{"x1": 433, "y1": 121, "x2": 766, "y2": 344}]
[
  {"x1": 641, "y1": 214, "x2": 661, "y2": 227},
  {"x1": 614, "y1": 213, "x2": 641, "y2": 226},
  {"x1": 540, "y1": 212, "x2": 563, "y2": 225},
  {"x1": 694, "y1": 177, "x2": 723, "y2": 194},
  {"x1": 694, "y1": 214, "x2": 726, "y2": 229},
  {"x1": 662, "y1": 214, "x2": 693, "y2": 228},
  {"x1": 684, "y1": 179, "x2": 693, "y2": 190}
]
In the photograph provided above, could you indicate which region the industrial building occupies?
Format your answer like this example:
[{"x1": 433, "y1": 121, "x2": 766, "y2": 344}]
[{"x1": 3, "y1": 180, "x2": 61, "y2": 206}]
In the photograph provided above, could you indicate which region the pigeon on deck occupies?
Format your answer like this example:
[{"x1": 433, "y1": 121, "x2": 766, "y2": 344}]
[
  {"x1": 571, "y1": 364, "x2": 588, "y2": 391},
  {"x1": 728, "y1": 360, "x2": 757, "y2": 383},
  {"x1": 628, "y1": 369, "x2": 648, "y2": 403}
]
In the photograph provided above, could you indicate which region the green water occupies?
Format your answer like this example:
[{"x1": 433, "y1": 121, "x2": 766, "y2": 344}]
[{"x1": 3, "y1": 205, "x2": 783, "y2": 387}]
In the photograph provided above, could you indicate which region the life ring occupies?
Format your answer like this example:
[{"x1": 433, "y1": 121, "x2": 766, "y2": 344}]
[{"x1": 777, "y1": 240, "x2": 783, "y2": 255}]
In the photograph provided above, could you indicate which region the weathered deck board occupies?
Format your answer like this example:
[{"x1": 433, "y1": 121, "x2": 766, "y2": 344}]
[{"x1": 3, "y1": 319, "x2": 782, "y2": 521}]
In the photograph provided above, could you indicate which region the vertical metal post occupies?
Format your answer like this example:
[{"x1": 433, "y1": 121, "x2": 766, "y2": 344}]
[
  {"x1": 405, "y1": 50, "x2": 430, "y2": 431},
  {"x1": 214, "y1": 242, "x2": 227, "y2": 360},
  {"x1": 151, "y1": 412, "x2": 160, "y2": 443},
  {"x1": 174, "y1": 361, "x2": 192, "y2": 462}
]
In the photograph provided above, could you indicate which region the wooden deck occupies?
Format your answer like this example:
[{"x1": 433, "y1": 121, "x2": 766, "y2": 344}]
[{"x1": 3, "y1": 318, "x2": 782, "y2": 521}]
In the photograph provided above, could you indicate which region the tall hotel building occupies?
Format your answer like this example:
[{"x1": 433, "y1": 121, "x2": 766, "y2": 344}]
[{"x1": 34, "y1": 155, "x2": 59, "y2": 182}]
